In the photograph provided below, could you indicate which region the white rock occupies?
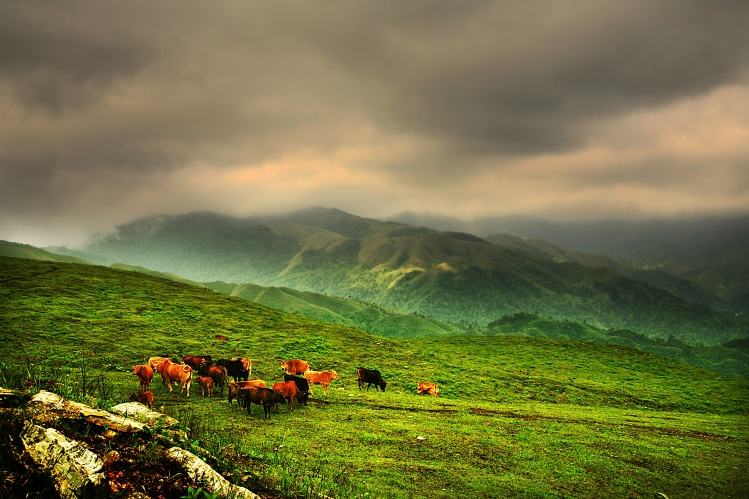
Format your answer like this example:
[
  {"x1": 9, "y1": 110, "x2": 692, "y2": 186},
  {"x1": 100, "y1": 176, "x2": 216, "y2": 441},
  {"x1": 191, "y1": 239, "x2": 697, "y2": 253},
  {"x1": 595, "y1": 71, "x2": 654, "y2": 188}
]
[
  {"x1": 21, "y1": 422, "x2": 104, "y2": 499},
  {"x1": 110, "y1": 402, "x2": 178, "y2": 427},
  {"x1": 164, "y1": 447, "x2": 260, "y2": 499}
]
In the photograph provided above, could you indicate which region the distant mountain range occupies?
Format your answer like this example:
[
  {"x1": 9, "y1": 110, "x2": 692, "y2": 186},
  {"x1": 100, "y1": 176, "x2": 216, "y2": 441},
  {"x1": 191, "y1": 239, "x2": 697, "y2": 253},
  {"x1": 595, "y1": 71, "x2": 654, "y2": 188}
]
[
  {"x1": 390, "y1": 212, "x2": 749, "y2": 313},
  {"x1": 35, "y1": 207, "x2": 746, "y2": 345}
]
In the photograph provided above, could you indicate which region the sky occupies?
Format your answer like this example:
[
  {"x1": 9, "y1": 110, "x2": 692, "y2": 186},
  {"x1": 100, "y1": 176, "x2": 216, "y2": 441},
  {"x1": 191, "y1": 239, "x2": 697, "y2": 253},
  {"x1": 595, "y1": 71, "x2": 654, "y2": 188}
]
[{"x1": 1, "y1": 0, "x2": 748, "y2": 246}]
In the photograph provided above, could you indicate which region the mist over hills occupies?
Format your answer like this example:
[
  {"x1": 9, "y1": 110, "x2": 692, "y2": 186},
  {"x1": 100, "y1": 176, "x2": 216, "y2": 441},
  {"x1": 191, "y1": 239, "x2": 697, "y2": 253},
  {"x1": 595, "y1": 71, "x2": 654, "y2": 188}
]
[{"x1": 52, "y1": 207, "x2": 746, "y2": 345}]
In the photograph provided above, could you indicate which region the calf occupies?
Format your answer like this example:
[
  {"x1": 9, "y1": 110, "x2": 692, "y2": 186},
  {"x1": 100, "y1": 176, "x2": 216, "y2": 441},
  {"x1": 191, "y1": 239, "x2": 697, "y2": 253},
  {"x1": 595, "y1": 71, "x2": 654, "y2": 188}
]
[
  {"x1": 417, "y1": 382, "x2": 440, "y2": 397},
  {"x1": 280, "y1": 359, "x2": 310, "y2": 375},
  {"x1": 283, "y1": 374, "x2": 309, "y2": 405},
  {"x1": 129, "y1": 391, "x2": 155, "y2": 410},
  {"x1": 157, "y1": 359, "x2": 193, "y2": 397},
  {"x1": 216, "y1": 358, "x2": 251, "y2": 381},
  {"x1": 198, "y1": 376, "x2": 214, "y2": 397},
  {"x1": 242, "y1": 387, "x2": 283, "y2": 419},
  {"x1": 303, "y1": 370, "x2": 339, "y2": 395},
  {"x1": 272, "y1": 381, "x2": 299, "y2": 411},
  {"x1": 208, "y1": 365, "x2": 228, "y2": 395},
  {"x1": 228, "y1": 380, "x2": 266, "y2": 407},
  {"x1": 132, "y1": 364, "x2": 154, "y2": 393}
]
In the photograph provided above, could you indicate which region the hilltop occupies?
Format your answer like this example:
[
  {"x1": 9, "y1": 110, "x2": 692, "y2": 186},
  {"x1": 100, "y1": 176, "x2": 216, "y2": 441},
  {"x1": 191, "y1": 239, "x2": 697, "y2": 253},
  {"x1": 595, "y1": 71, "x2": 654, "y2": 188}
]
[{"x1": 62, "y1": 208, "x2": 748, "y2": 344}]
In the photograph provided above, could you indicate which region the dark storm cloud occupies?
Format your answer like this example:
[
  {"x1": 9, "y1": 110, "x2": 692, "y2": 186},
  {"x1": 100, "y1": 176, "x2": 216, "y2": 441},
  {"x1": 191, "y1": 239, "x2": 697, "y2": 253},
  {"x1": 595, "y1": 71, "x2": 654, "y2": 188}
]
[{"x1": 1, "y1": 0, "x2": 748, "y2": 244}]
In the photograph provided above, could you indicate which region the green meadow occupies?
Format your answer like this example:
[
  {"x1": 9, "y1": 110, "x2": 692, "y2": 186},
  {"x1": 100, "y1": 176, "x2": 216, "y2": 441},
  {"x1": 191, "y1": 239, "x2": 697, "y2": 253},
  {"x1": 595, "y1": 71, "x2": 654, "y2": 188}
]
[{"x1": 1, "y1": 256, "x2": 748, "y2": 497}]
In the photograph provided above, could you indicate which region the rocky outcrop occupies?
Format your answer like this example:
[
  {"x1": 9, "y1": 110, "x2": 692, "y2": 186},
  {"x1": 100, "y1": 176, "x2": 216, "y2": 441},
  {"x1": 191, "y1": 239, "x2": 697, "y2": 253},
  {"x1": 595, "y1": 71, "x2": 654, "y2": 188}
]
[
  {"x1": 110, "y1": 402, "x2": 179, "y2": 427},
  {"x1": 0, "y1": 386, "x2": 262, "y2": 498},
  {"x1": 21, "y1": 422, "x2": 104, "y2": 498}
]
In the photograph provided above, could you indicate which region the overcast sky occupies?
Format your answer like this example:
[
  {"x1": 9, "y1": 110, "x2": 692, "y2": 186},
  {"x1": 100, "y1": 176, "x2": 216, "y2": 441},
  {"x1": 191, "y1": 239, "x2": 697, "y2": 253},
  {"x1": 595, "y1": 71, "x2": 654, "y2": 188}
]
[{"x1": 1, "y1": 0, "x2": 748, "y2": 246}]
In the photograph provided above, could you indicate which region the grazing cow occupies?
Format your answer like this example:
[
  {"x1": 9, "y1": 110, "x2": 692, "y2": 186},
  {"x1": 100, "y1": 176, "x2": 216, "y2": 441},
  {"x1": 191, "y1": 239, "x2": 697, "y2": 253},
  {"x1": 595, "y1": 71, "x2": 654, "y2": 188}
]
[
  {"x1": 157, "y1": 359, "x2": 193, "y2": 397},
  {"x1": 208, "y1": 365, "x2": 228, "y2": 395},
  {"x1": 356, "y1": 367, "x2": 387, "y2": 392},
  {"x1": 242, "y1": 387, "x2": 283, "y2": 419},
  {"x1": 228, "y1": 380, "x2": 266, "y2": 407},
  {"x1": 129, "y1": 391, "x2": 155, "y2": 410},
  {"x1": 272, "y1": 381, "x2": 299, "y2": 411},
  {"x1": 215, "y1": 334, "x2": 229, "y2": 343},
  {"x1": 280, "y1": 359, "x2": 310, "y2": 375},
  {"x1": 417, "y1": 382, "x2": 440, "y2": 397},
  {"x1": 303, "y1": 370, "x2": 339, "y2": 395},
  {"x1": 198, "y1": 376, "x2": 214, "y2": 397},
  {"x1": 132, "y1": 364, "x2": 154, "y2": 393},
  {"x1": 183, "y1": 355, "x2": 212, "y2": 373},
  {"x1": 216, "y1": 358, "x2": 252, "y2": 381},
  {"x1": 283, "y1": 374, "x2": 310, "y2": 405}
]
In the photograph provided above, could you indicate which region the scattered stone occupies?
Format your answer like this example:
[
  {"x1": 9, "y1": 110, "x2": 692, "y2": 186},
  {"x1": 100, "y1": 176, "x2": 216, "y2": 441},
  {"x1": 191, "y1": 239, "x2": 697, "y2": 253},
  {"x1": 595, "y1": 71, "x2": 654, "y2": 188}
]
[
  {"x1": 29, "y1": 390, "x2": 147, "y2": 433},
  {"x1": 21, "y1": 421, "x2": 104, "y2": 499},
  {"x1": 165, "y1": 447, "x2": 261, "y2": 499}
]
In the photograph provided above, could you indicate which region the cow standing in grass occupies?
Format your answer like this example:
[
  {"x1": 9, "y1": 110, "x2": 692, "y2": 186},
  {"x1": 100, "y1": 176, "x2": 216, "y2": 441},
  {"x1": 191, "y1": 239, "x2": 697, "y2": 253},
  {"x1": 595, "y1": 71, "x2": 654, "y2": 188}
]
[
  {"x1": 132, "y1": 364, "x2": 153, "y2": 393},
  {"x1": 304, "y1": 370, "x2": 339, "y2": 395},
  {"x1": 157, "y1": 359, "x2": 193, "y2": 397},
  {"x1": 242, "y1": 387, "x2": 283, "y2": 419},
  {"x1": 417, "y1": 382, "x2": 439, "y2": 397},
  {"x1": 280, "y1": 359, "x2": 310, "y2": 375},
  {"x1": 272, "y1": 381, "x2": 299, "y2": 411},
  {"x1": 284, "y1": 374, "x2": 310, "y2": 405},
  {"x1": 228, "y1": 380, "x2": 266, "y2": 407},
  {"x1": 356, "y1": 367, "x2": 386, "y2": 391}
]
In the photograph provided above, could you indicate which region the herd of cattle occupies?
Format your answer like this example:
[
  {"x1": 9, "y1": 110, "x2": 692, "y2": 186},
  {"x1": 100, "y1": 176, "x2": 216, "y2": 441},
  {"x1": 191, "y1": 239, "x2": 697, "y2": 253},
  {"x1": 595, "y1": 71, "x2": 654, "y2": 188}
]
[{"x1": 130, "y1": 355, "x2": 440, "y2": 419}]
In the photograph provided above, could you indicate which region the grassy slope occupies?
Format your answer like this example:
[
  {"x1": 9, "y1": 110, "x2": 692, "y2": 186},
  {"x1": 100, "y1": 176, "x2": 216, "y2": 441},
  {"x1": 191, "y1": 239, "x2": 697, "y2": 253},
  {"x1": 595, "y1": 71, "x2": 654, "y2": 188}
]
[
  {"x1": 487, "y1": 313, "x2": 749, "y2": 377},
  {"x1": 204, "y1": 280, "x2": 460, "y2": 338},
  {"x1": 1, "y1": 256, "x2": 748, "y2": 497},
  {"x1": 0, "y1": 240, "x2": 87, "y2": 264}
]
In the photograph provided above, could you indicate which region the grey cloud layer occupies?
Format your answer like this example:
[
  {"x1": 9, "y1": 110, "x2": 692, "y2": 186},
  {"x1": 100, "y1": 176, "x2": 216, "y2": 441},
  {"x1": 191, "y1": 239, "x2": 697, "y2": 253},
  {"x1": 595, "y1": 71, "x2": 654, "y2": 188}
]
[{"x1": 1, "y1": 0, "x2": 748, "y2": 243}]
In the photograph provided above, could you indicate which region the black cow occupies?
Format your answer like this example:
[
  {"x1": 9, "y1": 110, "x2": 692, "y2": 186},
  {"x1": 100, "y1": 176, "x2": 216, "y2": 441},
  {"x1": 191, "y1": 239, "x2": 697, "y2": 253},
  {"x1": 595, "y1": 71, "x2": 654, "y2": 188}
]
[
  {"x1": 284, "y1": 374, "x2": 310, "y2": 406},
  {"x1": 242, "y1": 387, "x2": 283, "y2": 419},
  {"x1": 356, "y1": 367, "x2": 387, "y2": 391},
  {"x1": 216, "y1": 358, "x2": 250, "y2": 382}
]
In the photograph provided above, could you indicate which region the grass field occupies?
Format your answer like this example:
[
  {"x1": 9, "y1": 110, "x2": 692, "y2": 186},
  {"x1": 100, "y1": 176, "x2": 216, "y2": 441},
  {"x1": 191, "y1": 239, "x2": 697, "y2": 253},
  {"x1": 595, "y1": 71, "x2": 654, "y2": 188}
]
[{"x1": 1, "y1": 256, "x2": 748, "y2": 497}]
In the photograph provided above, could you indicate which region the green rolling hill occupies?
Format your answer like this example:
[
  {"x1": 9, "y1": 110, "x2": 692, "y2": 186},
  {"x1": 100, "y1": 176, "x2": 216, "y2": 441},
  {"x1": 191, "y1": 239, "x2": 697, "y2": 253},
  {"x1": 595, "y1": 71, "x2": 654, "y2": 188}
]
[
  {"x1": 0, "y1": 255, "x2": 747, "y2": 498},
  {"x1": 72, "y1": 208, "x2": 747, "y2": 345},
  {"x1": 0, "y1": 240, "x2": 88, "y2": 264}
]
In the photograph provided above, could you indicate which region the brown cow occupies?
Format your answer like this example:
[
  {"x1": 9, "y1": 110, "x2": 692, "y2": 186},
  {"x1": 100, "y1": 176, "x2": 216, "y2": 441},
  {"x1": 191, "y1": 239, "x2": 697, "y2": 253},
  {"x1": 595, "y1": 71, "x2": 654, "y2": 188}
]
[
  {"x1": 242, "y1": 387, "x2": 283, "y2": 419},
  {"x1": 303, "y1": 370, "x2": 339, "y2": 395},
  {"x1": 272, "y1": 381, "x2": 299, "y2": 411},
  {"x1": 129, "y1": 391, "x2": 155, "y2": 410},
  {"x1": 198, "y1": 376, "x2": 214, "y2": 397},
  {"x1": 417, "y1": 382, "x2": 440, "y2": 397},
  {"x1": 215, "y1": 334, "x2": 229, "y2": 343},
  {"x1": 147, "y1": 356, "x2": 170, "y2": 386},
  {"x1": 183, "y1": 355, "x2": 212, "y2": 373},
  {"x1": 132, "y1": 364, "x2": 153, "y2": 393},
  {"x1": 280, "y1": 359, "x2": 310, "y2": 375},
  {"x1": 228, "y1": 380, "x2": 266, "y2": 407},
  {"x1": 208, "y1": 365, "x2": 228, "y2": 395},
  {"x1": 157, "y1": 359, "x2": 193, "y2": 397}
]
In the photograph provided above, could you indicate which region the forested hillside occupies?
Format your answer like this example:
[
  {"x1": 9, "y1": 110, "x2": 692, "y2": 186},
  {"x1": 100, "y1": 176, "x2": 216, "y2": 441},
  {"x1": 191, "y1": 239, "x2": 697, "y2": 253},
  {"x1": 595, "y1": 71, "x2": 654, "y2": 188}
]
[{"x1": 72, "y1": 208, "x2": 748, "y2": 344}]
